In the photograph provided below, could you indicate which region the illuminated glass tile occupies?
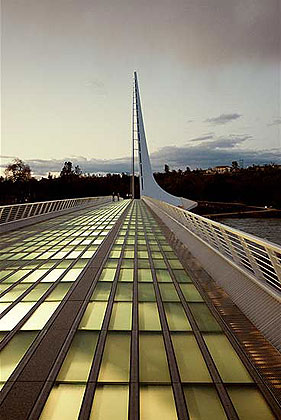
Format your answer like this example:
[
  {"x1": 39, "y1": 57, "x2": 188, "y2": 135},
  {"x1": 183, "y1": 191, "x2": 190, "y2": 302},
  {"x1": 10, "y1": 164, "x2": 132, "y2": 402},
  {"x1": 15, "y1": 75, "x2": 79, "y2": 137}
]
[
  {"x1": 21, "y1": 302, "x2": 60, "y2": 330},
  {"x1": 3, "y1": 270, "x2": 31, "y2": 283},
  {"x1": 22, "y1": 283, "x2": 51, "y2": 301},
  {"x1": 138, "y1": 260, "x2": 150, "y2": 269},
  {"x1": 227, "y1": 386, "x2": 275, "y2": 419},
  {"x1": 22, "y1": 270, "x2": 49, "y2": 283},
  {"x1": 57, "y1": 331, "x2": 99, "y2": 381},
  {"x1": 0, "y1": 302, "x2": 36, "y2": 331},
  {"x1": 180, "y1": 284, "x2": 203, "y2": 302},
  {"x1": 115, "y1": 284, "x2": 133, "y2": 301},
  {"x1": 139, "y1": 333, "x2": 170, "y2": 382},
  {"x1": 98, "y1": 333, "x2": 130, "y2": 382},
  {"x1": 173, "y1": 270, "x2": 192, "y2": 283},
  {"x1": 119, "y1": 269, "x2": 134, "y2": 282},
  {"x1": 159, "y1": 284, "x2": 179, "y2": 301},
  {"x1": 140, "y1": 386, "x2": 177, "y2": 420},
  {"x1": 40, "y1": 384, "x2": 85, "y2": 420},
  {"x1": 41, "y1": 269, "x2": 66, "y2": 283},
  {"x1": 109, "y1": 303, "x2": 132, "y2": 330},
  {"x1": 203, "y1": 333, "x2": 253, "y2": 383},
  {"x1": 0, "y1": 270, "x2": 13, "y2": 280},
  {"x1": 60, "y1": 268, "x2": 84, "y2": 282},
  {"x1": 0, "y1": 284, "x2": 31, "y2": 302},
  {"x1": 105, "y1": 259, "x2": 119, "y2": 268},
  {"x1": 172, "y1": 333, "x2": 212, "y2": 382},
  {"x1": 79, "y1": 302, "x2": 107, "y2": 330},
  {"x1": 168, "y1": 260, "x2": 183, "y2": 269},
  {"x1": 46, "y1": 283, "x2": 72, "y2": 301},
  {"x1": 90, "y1": 385, "x2": 128, "y2": 420},
  {"x1": 91, "y1": 283, "x2": 112, "y2": 301},
  {"x1": 139, "y1": 303, "x2": 161, "y2": 330},
  {"x1": 155, "y1": 270, "x2": 172, "y2": 283},
  {"x1": 164, "y1": 303, "x2": 191, "y2": 331},
  {"x1": 99, "y1": 269, "x2": 116, "y2": 282},
  {"x1": 0, "y1": 331, "x2": 38, "y2": 381},
  {"x1": 138, "y1": 284, "x2": 156, "y2": 301},
  {"x1": 138, "y1": 269, "x2": 152, "y2": 282},
  {"x1": 189, "y1": 303, "x2": 221, "y2": 331},
  {"x1": 153, "y1": 260, "x2": 167, "y2": 269},
  {"x1": 183, "y1": 385, "x2": 226, "y2": 419}
]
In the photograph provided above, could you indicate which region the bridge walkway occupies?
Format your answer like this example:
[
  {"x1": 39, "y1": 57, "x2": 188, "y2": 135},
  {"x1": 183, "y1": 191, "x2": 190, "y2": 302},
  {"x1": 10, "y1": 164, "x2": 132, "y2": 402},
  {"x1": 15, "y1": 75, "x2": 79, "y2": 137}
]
[{"x1": 0, "y1": 200, "x2": 279, "y2": 419}]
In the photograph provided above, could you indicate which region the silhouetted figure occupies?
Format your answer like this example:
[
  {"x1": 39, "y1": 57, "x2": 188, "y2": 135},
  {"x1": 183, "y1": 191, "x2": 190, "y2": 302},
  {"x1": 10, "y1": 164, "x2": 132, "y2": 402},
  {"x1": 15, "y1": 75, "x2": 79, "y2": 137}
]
[
  {"x1": 117, "y1": 193, "x2": 120, "y2": 201},
  {"x1": 112, "y1": 192, "x2": 115, "y2": 202}
]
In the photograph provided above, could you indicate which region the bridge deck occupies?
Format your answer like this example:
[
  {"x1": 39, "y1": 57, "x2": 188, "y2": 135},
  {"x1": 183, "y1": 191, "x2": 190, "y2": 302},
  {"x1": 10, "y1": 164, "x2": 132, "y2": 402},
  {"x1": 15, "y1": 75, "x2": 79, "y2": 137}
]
[{"x1": 0, "y1": 200, "x2": 279, "y2": 419}]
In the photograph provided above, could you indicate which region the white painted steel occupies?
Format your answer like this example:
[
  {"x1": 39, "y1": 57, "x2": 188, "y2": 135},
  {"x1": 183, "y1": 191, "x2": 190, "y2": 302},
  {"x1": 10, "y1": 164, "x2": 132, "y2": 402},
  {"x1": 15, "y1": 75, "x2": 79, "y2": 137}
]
[
  {"x1": 0, "y1": 196, "x2": 111, "y2": 225},
  {"x1": 143, "y1": 196, "x2": 281, "y2": 292}
]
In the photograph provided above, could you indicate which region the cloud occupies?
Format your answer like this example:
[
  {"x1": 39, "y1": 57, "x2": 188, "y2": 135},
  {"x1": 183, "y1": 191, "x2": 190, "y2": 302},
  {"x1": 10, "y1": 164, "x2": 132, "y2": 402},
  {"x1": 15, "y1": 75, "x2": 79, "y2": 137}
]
[
  {"x1": 268, "y1": 117, "x2": 281, "y2": 126},
  {"x1": 205, "y1": 113, "x2": 242, "y2": 125},
  {"x1": 190, "y1": 135, "x2": 214, "y2": 142}
]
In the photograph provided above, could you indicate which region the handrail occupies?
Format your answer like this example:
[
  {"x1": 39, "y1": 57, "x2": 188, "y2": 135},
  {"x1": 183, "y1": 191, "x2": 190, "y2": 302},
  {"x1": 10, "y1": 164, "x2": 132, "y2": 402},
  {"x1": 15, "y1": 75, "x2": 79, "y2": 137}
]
[
  {"x1": 143, "y1": 196, "x2": 281, "y2": 292},
  {"x1": 0, "y1": 196, "x2": 112, "y2": 225}
]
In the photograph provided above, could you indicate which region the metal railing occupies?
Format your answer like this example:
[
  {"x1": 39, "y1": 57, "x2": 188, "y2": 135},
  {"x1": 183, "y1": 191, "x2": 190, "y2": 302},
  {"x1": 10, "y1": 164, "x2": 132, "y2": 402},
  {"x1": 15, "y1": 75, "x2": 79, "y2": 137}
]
[
  {"x1": 0, "y1": 196, "x2": 112, "y2": 225},
  {"x1": 143, "y1": 196, "x2": 281, "y2": 292}
]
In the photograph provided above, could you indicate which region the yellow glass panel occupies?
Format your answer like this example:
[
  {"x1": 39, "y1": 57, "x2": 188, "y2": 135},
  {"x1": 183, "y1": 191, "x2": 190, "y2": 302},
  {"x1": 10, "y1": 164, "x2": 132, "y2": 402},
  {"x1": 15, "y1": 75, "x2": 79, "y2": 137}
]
[
  {"x1": 114, "y1": 284, "x2": 133, "y2": 301},
  {"x1": 41, "y1": 269, "x2": 66, "y2": 283},
  {"x1": 90, "y1": 385, "x2": 129, "y2": 420},
  {"x1": 119, "y1": 269, "x2": 134, "y2": 282},
  {"x1": 45, "y1": 283, "x2": 72, "y2": 301},
  {"x1": 60, "y1": 268, "x2": 84, "y2": 282},
  {"x1": 203, "y1": 333, "x2": 253, "y2": 383},
  {"x1": 57, "y1": 331, "x2": 98, "y2": 381},
  {"x1": 189, "y1": 303, "x2": 221, "y2": 331},
  {"x1": 173, "y1": 270, "x2": 192, "y2": 283},
  {"x1": 172, "y1": 333, "x2": 211, "y2": 382},
  {"x1": 109, "y1": 303, "x2": 132, "y2": 330},
  {"x1": 98, "y1": 333, "x2": 130, "y2": 382},
  {"x1": 227, "y1": 386, "x2": 275, "y2": 420},
  {"x1": 180, "y1": 284, "x2": 203, "y2": 302},
  {"x1": 79, "y1": 302, "x2": 107, "y2": 330},
  {"x1": 21, "y1": 270, "x2": 49, "y2": 283},
  {"x1": 39, "y1": 384, "x2": 85, "y2": 420},
  {"x1": 184, "y1": 385, "x2": 226, "y2": 419},
  {"x1": 138, "y1": 269, "x2": 153, "y2": 282},
  {"x1": 139, "y1": 334, "x2": 170, "y2": 382},
  {"x1": 3, "y1": 270, "x2": 31, "y2": 283},
  {"x1": 0, "y1": 331, "x2": 37, "y2": 381},
  {"x1": 0, "y1": 284, "x2": 31, "y2": 302},
  {"x1": 138, "y1": 284, "x2": 156, "y2": 301},
  {"x1": 140, "y1": 386, "x2": 177, "y2": 420},
  {"x1": 155, "y1": 270, "x2": 172, "y2": 282},
  {"x1": 22, "y1": 283, "x2": 52, "y2": 301},
  {"x1": 139, "y1": 303, "x2": 161, "y2": 330},
  {"x1": 21, "y1": 302, "x2": 60, "y2": 330},
  {"x1": 99, "y1": 268, "x2": 116, "y2": 282},
  {"x1": 91, "y1": 283, "x2": 112, "y2": 301},
  {"x1": 159, "y1": 284, "x2": 179, "y2": 301},
  {"x1": 164, "y1": 303, "x2": 191, "y2": 331},
  {"x1": 0, "y1": 302, "x2": 36, "y2": 331}
]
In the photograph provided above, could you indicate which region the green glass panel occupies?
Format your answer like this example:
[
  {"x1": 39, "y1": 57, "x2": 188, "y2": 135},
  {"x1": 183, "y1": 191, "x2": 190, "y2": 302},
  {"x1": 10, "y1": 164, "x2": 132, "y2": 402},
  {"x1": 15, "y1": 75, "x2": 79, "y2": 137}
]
[
  {"x1": 109, "y1": 303, "x2": 132, "y2": 330},
  {"x1": 227, "y1": 386, "x2": 275, "y2": 419},
  {"x1": 173, "y1": 270, "x2": 192, "y2": 283},
  {"x1": 124, "y1": 250, "x2": 134, "y2": 258},
  {"x1": 203, "y1": 333, "x2": 253, "y2": 383},
  {"x1": 138, "y1": 284, "x2": 156, "y2": 301},
  {"x1": 109, "y1": 250, "x2": 121, "y2": 258},
  {"x1": 60, "y1": 268, "x2": 84, "y2": 282},
  {"x1": 40, "y1": 384, "x2": 85, "y2": 420},
  {"x1": 153, "y1": 260, "x2": 167, "y2": 269},
  {"x1": 20, "y1": 269, "x2": 48, "y2": 283},
  {"x1": 99, "y1": 268, "x2": 116, "y2": 282},
  {"x1": 189, "y1": 303, "x2": 221, "y2": 331},
  {"x1": 91, "y1": 283, "x2": 112, "y2": 301},
  {"x1": 45, "y1": 283, "x2": 72, "y2": 301},
  {"x1": 119, "y1": 269, "x2": 134, "y2": 282},
  {"x1": 172, "y1": 333, "x2": 212, "y2": 382},
  {"x1": 139, "y1": 333, "x2": 170, "y2": 382},
  {"x1": 22, "y1": 283, "x2": 51, "y2": 301},
  {"x1": 138, "y1": 251, "x2": 149, "y2": 259},
  {"x1": 164, "y1": 303, "x2": 191, "y2": 331},
  {"x1": 0, "y1": 302, "x2": 36, "y2": 331},
  {"x1": 57, "y1": 331, "x2": 98, "y2": 381},
  {"x1": 0, "y1": 270, "x2": 13, "y2": 280},
  {"x1": 115, "y1": 284, "x2": 133, "y2": 301},
  {"x1": 0, "y1": 331, "x2": 38, "y2": 381},
  {"x1": 21, "y1": 302, "x2": 60, "y2": 330},
  {"x1": 79, "y1": 302, "x2": 107, "y2": 330},
  {"x1": 3, "y1": 270, "x2": 31, "y2": 283},
  {"x1": 0, "y1": 284, "x2": 31, "y2": 302},
  {"x1": 168, "y1": 260, "x2": 183, "y2": 269},
  {"x1": 139, "y1": 303, "x2": 161, "y2": 330},
  {"x1": 155, "y1": 270, "x2": 172, "y2": 283},
  {"x1": 140, "y1": 386, "x2": 177, "y2": 420},
  {"x1": 180, "y1": 284, "x2": 203, "y2": 302},
  {"x1": 138, "y1": 260, "x2": 150, "y2": 268},
  {"x1": 159, "y1": 284, "x2": 179, "y2": 301},
  {"x1": 121, "y1": 259, "x2": 134, "y2": 268},
  {"x1": 165, "y1": 251, "x2": 177, "y2": 259},
  {"x1": 98, "y1": 333, "x2": 130, "y2": 382},
  {"x1": 105, "y1": 259, "x2": 119, "y2": 268},
  {"x1": 138, "y1": 269, "x2": 153, "y2": 282},
  {"x1": 161, "y1": 245, "x2": 173, "y2": 251},
  {"x1": 183, "y1": 385, "x2": 226, "y2": 419},
  {"x1": 41, "y1": 269, "x2": 66, "y2": 283},
  {"x1": 90, "y1": 385, "x2": 129, "y2": 420}
]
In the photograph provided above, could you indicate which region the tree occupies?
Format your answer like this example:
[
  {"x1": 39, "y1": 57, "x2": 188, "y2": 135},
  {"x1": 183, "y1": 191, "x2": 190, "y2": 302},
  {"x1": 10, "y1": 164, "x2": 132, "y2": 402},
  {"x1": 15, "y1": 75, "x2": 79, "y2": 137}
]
[
  {"x1": 164, "y1": 164, "x2": 170, "y2": 174},
  {"x1": 5, "y1": 158, "x2": 31, "y2": 182},
  {"x1": 232, "y1": 161, "x2": 239, "y2": 170},
  {"x1": 74, "y1": 165, "x2": 82, "y2": 176},
  {"x1": 60, "y1": 161, "x2": 74, "y2": 177}
]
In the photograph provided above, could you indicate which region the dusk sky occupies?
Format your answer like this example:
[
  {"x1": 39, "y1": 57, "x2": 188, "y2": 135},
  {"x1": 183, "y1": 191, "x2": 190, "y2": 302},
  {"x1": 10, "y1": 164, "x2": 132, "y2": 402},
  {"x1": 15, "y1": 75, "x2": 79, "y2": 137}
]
[{"x1": 1, "y1": 0, "x2": 281, "y2": 176}]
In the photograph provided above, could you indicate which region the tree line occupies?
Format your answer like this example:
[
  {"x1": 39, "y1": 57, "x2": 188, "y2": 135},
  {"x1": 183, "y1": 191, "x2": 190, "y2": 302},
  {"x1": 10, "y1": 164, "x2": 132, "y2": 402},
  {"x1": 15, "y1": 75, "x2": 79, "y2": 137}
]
[{"x1": 1, "y1": 159, "x2": 280, "y2": 209}]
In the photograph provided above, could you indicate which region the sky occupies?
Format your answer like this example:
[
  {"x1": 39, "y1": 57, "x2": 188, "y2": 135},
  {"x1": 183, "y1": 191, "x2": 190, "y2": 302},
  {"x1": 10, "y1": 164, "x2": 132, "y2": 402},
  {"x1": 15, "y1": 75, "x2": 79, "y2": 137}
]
[{"x1": 1, "y1": 0, "x2": 281, "y2": 176}]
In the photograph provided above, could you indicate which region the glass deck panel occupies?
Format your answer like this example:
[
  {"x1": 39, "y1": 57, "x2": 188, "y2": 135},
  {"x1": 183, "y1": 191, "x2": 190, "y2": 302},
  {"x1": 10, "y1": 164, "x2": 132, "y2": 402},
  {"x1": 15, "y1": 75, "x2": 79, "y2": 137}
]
[{"x1": 90, "y1": 385, "x2": 129, "y2": 420}]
